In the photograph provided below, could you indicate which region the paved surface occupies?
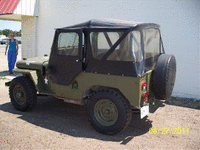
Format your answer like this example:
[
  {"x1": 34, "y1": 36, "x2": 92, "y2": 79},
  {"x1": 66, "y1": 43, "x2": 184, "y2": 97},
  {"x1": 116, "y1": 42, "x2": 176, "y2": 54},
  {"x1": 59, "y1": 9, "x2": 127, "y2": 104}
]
[{"x1": 0, "y1": 45, "x2": 199, "y2": 149}]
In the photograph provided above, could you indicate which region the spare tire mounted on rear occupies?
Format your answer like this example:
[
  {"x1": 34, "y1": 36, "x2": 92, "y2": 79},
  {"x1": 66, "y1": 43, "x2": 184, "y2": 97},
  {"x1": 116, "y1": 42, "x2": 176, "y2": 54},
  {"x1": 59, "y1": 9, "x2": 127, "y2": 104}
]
[{"x1": 153, "y1": 54, "x2": 176, "y2": 100}]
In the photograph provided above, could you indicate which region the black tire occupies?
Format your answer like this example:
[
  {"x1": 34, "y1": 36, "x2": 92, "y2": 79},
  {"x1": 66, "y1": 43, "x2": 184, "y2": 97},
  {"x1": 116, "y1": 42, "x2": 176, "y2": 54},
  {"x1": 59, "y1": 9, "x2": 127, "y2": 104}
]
[
  {"x1": 9, "y1": 76, "x2": 37, "y2": 111},
  {"x1": 87, "y1": 89, "x2": 132, "y2": 135},
  {"x1": 153, "y1": 54, "x2": 176, "y2": 100}
]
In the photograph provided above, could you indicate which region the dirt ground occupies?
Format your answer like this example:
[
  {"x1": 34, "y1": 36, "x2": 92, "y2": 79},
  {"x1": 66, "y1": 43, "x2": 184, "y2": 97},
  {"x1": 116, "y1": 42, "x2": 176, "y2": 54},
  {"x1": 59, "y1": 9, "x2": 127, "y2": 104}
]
[{"x1": 0, "y1": 45, "x2": 199, "y2": 150}]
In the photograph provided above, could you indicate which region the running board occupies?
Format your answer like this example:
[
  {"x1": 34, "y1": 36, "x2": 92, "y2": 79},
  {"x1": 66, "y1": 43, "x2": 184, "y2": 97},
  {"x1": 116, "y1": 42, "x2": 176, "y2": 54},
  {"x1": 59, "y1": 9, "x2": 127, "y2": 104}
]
[{"x1": 54, "y1": 95, "x2": 87, "y2": 105}]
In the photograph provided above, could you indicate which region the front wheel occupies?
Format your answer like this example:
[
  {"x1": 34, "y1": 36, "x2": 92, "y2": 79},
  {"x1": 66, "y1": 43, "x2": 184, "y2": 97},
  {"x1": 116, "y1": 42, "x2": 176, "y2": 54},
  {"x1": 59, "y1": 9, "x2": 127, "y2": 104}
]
[
  {"x1": 87, "y1": 89, "x2": 132, "y2": 135},
  {"x1": 9, "y1": 76, "x2": 37, "y2": 111}
]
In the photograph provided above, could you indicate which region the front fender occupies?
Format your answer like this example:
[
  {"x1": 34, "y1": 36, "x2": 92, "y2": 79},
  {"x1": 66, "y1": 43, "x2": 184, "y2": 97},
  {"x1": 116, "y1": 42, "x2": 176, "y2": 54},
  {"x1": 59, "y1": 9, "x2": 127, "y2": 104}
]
[
  {"x1": 13, "y1": 68, "x2": 55, "y2": 95},
  {"x1": 13, "y1": 68, "x2": 38, "y2": 91}
]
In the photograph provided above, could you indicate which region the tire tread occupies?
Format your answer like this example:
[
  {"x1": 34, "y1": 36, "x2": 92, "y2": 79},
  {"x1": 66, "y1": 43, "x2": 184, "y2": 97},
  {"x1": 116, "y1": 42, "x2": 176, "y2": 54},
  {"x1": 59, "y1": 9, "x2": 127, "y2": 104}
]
[
  {"x1": 87, "y1": 89, "x2": 132, "y2": 135},
  {"x1": 9, "y1": 76, "x2": 37, "y2": 111}
]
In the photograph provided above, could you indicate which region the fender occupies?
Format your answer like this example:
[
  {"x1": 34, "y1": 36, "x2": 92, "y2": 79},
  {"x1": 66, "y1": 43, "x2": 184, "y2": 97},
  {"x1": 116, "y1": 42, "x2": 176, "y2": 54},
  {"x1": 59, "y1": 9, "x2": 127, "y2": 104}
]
[
  {"x1": 12, "y1": 68, "x2": 55, "y2": 95},
  {"x1": 12, "y1": 68, "x2": 39, "y2": 90}
]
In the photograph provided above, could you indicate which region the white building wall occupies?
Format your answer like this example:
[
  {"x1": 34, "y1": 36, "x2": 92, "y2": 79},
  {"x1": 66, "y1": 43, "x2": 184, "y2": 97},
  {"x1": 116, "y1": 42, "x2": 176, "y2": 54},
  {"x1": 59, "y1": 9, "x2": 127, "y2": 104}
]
[
  {"x1": 34, "y1": 0, "x2": 199, "y2": 99},
  {"x1": 13, "y1": 0, "x2": 38, "y2": 16},
  {"x1": 21, "y1": 16, "x2": 38, "y2": 58}
]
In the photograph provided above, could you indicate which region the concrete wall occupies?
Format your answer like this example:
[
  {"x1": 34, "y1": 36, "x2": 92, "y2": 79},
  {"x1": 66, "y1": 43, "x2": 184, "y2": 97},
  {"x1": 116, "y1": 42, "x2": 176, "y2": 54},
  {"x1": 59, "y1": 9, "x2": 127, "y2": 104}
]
[
  {"x1": 21, "y1": 16, "x2": 38, "y2": 58},
  {"x1": 25, "y1": 0, "x2": 199, "y2": 99}
]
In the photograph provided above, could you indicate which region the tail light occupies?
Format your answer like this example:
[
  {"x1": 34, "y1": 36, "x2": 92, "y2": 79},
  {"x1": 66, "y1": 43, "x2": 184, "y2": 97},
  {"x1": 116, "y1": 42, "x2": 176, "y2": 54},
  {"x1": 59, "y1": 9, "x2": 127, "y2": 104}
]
[
  {"x1": 141, "y1": 81, "x2": 147, "y2": 90},
  {"x1": 144, "y1": 91, "x2": 149, "y2": 102},
  {"x1": 141, "y1": 81, "x2": 148, "y2": 102}
]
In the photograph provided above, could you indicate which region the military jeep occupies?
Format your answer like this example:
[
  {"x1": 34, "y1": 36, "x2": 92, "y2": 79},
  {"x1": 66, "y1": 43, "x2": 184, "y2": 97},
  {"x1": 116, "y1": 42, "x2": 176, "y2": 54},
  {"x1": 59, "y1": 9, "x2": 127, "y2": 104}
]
[{"x1": 6, "y1": 19, "x2": 176, "y2": 135}]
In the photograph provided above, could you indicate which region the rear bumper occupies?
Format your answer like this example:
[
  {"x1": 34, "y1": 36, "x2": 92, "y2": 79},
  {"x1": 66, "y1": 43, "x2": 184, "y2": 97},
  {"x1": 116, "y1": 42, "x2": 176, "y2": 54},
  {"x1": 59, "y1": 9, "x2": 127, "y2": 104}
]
[{"x1": 149, "y1": 100, "x2": 164, "y2": 113}]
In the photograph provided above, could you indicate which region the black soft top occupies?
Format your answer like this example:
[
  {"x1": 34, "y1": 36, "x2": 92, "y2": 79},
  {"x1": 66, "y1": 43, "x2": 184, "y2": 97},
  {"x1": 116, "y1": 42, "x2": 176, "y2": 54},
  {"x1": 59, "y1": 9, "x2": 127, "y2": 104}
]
[{"x1": 58, "y1": 19, "x2": 160, "y2": 30}]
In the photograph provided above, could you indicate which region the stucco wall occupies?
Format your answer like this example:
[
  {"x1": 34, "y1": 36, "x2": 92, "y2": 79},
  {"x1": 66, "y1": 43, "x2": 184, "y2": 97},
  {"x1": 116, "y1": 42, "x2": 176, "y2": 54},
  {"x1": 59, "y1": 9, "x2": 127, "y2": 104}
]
[
  {"x1": 26, "y1": 0, "x2": 199, "y2": 99},
  {"x1": 21, "y1": 16, "x2": 38, "y2": 58}
]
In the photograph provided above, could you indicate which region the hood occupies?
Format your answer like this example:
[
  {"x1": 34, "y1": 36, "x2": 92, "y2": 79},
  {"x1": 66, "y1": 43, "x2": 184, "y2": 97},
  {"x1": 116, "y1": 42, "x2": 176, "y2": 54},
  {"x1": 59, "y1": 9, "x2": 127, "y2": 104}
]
[{"x1": 16, "y1": 56, "x2": 49, "y2": 70}]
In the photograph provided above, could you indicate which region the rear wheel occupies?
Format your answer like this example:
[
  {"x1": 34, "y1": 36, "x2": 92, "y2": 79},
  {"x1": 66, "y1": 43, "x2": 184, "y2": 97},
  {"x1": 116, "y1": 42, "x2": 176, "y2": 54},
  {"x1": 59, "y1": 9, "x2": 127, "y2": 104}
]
[
  {"x1": 87, "y1": 89, "x2": 132, "y2": 135},
  {"x1": 9, "y1": 76, "x2": 37, "y2": 111}
]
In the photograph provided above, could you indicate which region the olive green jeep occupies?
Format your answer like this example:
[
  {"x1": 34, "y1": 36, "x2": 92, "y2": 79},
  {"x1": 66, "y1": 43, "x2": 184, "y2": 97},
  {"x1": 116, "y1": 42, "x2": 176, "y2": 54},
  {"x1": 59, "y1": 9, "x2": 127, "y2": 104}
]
[{"x1": 6, "y1": 19, "x2": 176, "y2": 135}]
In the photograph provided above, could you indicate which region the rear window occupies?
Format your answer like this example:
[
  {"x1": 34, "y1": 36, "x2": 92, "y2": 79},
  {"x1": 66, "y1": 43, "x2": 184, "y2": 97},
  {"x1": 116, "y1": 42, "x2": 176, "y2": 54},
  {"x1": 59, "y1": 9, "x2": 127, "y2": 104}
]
[
  {"x1": 143, "y1": 28, "x2": 160, "y2": 57},
  {"x1": 143, "y1": 28, "x2": 160, "y2": 70}
]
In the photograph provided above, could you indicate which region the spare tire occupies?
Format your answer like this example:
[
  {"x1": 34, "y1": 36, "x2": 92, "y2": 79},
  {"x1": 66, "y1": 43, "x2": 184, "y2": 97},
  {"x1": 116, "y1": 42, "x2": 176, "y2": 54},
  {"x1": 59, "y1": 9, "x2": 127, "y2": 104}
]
[{"x1": 153, "y1": 54, "x2": 176, "y2": 100}]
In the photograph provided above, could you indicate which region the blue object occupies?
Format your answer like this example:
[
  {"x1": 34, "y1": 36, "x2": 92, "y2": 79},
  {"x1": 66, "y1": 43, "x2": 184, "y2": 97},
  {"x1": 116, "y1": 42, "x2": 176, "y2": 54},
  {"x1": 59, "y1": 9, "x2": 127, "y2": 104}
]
[
  {"x1": 7, "y1": 39, "x2": 17, "y2": 73},
  {"x1": 7, "y1": 51, "x2": 17, "y2": 73},
  {"x1": 8, "y1": 39, "x2": 17, "y2": 52}
]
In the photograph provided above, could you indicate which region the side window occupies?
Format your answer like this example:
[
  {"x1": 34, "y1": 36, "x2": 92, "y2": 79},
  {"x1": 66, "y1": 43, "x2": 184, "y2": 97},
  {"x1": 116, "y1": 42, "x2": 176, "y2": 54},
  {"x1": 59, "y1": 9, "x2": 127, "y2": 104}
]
[
  {"x1": 132, "y1": 31, "x2": 142, "y2": 62},
  {"x1": 90, "y1": 32, "x2": 122, "y2": 59},
  {"x1": 90, "y1": 31, "x2": 142, "y2": 62},
  {"x1": 107, "y1": 31, "x2": 142, "y2": 62},
  {"x1": 57, "y1": 32, "x2": 79, "y2": 56}
]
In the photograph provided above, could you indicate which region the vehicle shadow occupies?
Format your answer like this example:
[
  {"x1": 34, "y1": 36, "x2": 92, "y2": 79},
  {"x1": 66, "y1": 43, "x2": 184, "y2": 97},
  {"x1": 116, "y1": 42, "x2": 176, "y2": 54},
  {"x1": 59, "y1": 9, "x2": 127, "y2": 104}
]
[
  {"x1": 0, "y1": 71, "x2": 9, "y2": 77},
  {"x1": 0, "y1": 96, "x2": 152, "y2": 144}
]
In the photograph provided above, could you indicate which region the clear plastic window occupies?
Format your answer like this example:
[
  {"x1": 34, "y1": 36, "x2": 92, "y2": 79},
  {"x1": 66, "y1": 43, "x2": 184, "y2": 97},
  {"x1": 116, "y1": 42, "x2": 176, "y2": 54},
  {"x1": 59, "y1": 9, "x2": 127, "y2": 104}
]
[
  {"x1": 143, "y1": 28, "x2": 160, "y2": 58},
  {"x1": 57, "y1": 32, "x2": 79, "y2": 56},
  {"x1": 90, "y1": 31, "x2": 142, "y2": 62},
  {"x1": 131, "y1": 31, "x2": 142, "y2": 62},
  {"x1": 90, "y1": 32, "x2": 122, "y2": 59},
  {"x1": 143, "y1": 28, "x2": 160, "y2": 70},
  {"x1": 112, "y1": 31, "x2": 142, "y2": 62}
]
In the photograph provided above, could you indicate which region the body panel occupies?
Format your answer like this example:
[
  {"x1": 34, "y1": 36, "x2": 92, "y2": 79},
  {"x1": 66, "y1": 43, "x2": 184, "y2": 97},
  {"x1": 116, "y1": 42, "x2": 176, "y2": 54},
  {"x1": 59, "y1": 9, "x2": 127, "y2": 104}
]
[
  {"x1": 14, "y1": 65, "x2": 151, "y2": 108},
  {"x1": 16, "y1": 56, "x2": 49, "y2": 70},
  {"x1": 46, "y1": 71, "x2": 151, "y2": 107}
]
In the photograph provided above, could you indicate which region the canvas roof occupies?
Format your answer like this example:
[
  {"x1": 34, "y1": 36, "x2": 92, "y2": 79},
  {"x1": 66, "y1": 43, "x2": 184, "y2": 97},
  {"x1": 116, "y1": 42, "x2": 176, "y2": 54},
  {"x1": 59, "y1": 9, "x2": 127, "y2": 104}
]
[{"x1": 60, "y1": 19, "x2": 160, "y2": 29}]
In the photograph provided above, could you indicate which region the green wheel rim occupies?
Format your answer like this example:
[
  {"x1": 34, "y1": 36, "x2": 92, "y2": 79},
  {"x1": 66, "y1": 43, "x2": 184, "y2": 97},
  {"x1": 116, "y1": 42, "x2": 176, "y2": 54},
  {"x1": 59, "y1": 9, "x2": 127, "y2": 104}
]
[
  {"x1": 13, "y1": 84, "x2": 26, "y2": 105},
  {"x1": 94, "y1": 99, "x2": 118, "y2": 126}
]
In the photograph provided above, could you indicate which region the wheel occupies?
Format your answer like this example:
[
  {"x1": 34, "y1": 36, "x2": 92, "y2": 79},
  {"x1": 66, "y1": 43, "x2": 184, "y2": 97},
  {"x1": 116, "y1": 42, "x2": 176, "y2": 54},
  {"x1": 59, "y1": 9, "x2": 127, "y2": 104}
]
[
  {"x1": 153, "y1": 54, "x2": 176, "y2": 100},
  {"x1": 9, "y1": 76, "x2": 37, "y2": 111},
  {"x1": 87, "y1": 89, "x2": 132, "y2": 135}
]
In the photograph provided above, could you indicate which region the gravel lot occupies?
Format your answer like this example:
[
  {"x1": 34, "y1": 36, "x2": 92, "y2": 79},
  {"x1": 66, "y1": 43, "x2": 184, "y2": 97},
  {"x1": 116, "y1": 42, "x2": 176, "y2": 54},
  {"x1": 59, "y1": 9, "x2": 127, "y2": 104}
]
[{"x1": 0, "y1": 45, "x2": 199, "y2": 150}]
